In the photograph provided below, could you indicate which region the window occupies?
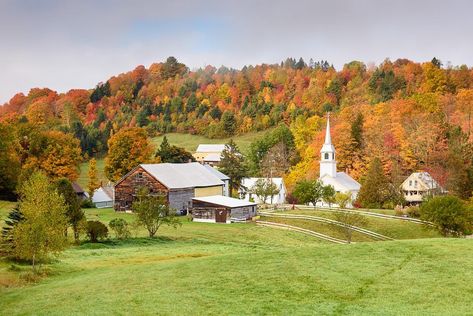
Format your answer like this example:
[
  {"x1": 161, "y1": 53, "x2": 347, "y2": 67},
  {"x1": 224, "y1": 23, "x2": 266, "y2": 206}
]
[
  {"x1": 414, "y1": 180, "x2": 418, "y2": 188},
  {"x1": 409, "y1": 180, "x2": 412, "y2": 186},
  {"x1": 136, "y1": 172, "x2": 143, "y2": 180},
  {"x1": 324, "y1": 153, "x2": 329, "y2": 160}
]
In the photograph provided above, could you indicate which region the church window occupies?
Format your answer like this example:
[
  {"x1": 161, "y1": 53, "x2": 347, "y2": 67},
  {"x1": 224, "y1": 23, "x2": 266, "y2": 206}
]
[
  {"x1": 332, "y1": 153, "x2": 335, "y2": 159},
  {"x1": 324, "y1": 153, "x2": 329, "y2": 160}
]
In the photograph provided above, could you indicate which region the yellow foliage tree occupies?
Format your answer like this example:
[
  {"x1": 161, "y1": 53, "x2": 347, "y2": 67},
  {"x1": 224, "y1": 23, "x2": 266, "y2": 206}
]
[{"x1": 105, "y1": 127, "x2": 154, "y2": 181}]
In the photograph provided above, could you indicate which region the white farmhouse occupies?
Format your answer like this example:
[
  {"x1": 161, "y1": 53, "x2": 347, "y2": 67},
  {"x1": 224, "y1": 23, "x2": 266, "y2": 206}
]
[
  {"x1": 400, "y1": 172, "x2": 443, "y2": 205},
  {"x1": 318, "y1": 116, "x2": 361, "y2": 202},
  {"x1": 193, "y1": 144, "x2": 226, "y2": 166},
  {"x1": 240, "y1": 177, "x2": 286, "y2": 204}
]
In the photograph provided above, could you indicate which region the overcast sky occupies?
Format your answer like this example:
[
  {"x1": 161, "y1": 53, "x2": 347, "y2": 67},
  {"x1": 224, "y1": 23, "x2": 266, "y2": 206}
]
[{"x1": 1, "y1": 0, "x2": 472, "y2": 103}]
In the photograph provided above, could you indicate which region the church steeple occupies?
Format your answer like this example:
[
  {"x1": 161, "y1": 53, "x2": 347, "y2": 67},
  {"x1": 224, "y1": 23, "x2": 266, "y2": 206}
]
[{"x1": 320, "y1": 113, "x2": 337, "y2": 178}]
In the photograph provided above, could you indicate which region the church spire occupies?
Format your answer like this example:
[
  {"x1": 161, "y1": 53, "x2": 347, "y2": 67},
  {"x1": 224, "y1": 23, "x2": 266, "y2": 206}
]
[
  {"x1": 324, "y1": 112, "x2": 332, "y2": 145},
  {"x1": 320, "y1": 112, "x2": 337, "y2": 178}
]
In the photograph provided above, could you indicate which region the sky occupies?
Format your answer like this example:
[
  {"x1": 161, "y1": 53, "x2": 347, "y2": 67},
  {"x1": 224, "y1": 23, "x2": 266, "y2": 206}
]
[{"x1": 1, "y1": 0, "x2": 472, "y2": 103}]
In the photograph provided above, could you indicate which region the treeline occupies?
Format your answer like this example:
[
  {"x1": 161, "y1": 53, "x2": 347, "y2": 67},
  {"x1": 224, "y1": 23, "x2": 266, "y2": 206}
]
[{"x1": 1, "y1": 56, "x2": 473, "y2": 199}]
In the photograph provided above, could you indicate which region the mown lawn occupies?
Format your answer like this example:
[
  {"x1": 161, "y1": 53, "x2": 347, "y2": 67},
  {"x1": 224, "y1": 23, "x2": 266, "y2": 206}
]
[
  {"x1": 278, "y1": 209, "x2": 442, "y2": 240},
  {"x1": 1, "y1": 208, "x2": 473, "y2": 315}
]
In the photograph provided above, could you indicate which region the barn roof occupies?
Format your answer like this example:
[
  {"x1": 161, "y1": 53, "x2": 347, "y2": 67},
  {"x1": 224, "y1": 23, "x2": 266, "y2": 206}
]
[
  {"x1": 203, "y1": 165, "x2": 230, "y2": 180},
  {"x1": 72, "y1": 182, "x2": 85, "y2": 194},
  {"x1": 195, "y1": 144, "x2": 226, "y2": 153},
  {"x1": 92, "y1": 187, "x2": 113, "y2": 203},
  {"x1": 140, "y1": 162, "x2": 224, "y2": 189},
  {"x1": 192, "y1": 195, "x2": 256, "y2": 208}
]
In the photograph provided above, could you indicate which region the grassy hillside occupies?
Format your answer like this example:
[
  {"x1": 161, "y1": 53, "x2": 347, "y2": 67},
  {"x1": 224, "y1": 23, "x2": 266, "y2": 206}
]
[
  {"x1": 273, "y1": 209, "x2": 442, "y2": 240},
  {"x1": 77, "y1": 129, "x2": 271, "y2": 188},
  {"x1": 1, "y1": 208, "x2": 472, "y2": 315}
]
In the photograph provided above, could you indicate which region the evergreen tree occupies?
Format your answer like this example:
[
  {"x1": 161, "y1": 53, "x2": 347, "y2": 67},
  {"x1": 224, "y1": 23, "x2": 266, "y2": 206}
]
[
  {"x1": 54, "y1": 178, "x2": 85, "y2": 242},
  {"x1": 221, "y1": 111, "x2": 237, "y2": 136},
  {"x1": 155, "y1": 136, "x2": 195, "y2": 163},
  {"x1": 1, "y1": 205, "x2": 23, "y2": 256},
  {"x1": 219, "y1": 140, "x2": 247, "y2": 196},
  {"x1": 357, "y1": 158, "x2": 391, "y2": 208}
]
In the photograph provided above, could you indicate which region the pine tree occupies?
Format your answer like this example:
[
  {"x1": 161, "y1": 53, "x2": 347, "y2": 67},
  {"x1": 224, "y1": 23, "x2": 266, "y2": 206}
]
[
  {"x1": 219, "y1": 140, "x2": 247, "y2": 196},
  {"x1": 357, "y1": 157, "x2": 391, "y2": 208}
]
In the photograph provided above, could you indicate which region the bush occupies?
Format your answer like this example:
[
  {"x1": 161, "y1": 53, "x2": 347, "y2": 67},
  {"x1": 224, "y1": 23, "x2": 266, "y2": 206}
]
[
  {"x1": 109, "y1": 218, "x2": 130, "y2": 240},
  {"x1": 81, "y1": 198, "x2": 95, "y2": 208},
  {"x1": 86, "y1": 220, "x2": 108, "y2": 242},
  {"x1": 419, "y1": 196, "x2": 473, "y2": 236},
  {"x1": 406, "y1": 206, "x2": 421, "y2": 218}
]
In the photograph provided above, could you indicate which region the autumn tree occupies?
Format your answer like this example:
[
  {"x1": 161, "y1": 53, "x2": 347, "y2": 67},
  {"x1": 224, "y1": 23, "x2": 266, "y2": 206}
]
[
  {"x1": 87, "y1": 158, "x2": 100, "y2": 198},
  {"x1": 219, "y1": 140, "x2": 247, "y2": 196},
  {"x1": 132, "y1": 187, "x2": 181, "y2": 238},
  {"x1": 21, "y1": 130, "x2": 82, "y2": 181},
  {"x1": 0, "y1": 123, "x2": 20, "y2": 200},
  {"x1": 13, "y1": 172, "x2": 68, "y2": 270},
  {"x1": 335, "y1": 192, "x2": 353, "y2": 209},
  {"x1": 105, "y1": 127, "x2": 154, "y2": 181}
]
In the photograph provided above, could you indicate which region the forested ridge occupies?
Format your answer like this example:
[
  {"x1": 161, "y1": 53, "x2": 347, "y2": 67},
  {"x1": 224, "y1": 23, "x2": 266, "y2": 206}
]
[{"x1": 1, "y1": 56, "x2": 473, "y2": 199}]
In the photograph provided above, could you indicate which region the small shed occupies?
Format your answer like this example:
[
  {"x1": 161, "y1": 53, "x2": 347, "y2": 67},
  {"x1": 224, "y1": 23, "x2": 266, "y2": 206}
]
[
  {"x1": 92, "y1": 186, "x2": 114, "y2": 208},
  {"x1": 72, "y1": 182, "x2": 88, "y2": 201},
  {"x1": 192, "y1": 195, "x2": 257, "y2": 223}
]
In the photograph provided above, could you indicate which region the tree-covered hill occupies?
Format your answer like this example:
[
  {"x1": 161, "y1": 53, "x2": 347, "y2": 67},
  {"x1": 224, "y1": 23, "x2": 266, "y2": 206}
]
[{"x1": 1, "y1": 56, "x2": 473, "y2": 197}]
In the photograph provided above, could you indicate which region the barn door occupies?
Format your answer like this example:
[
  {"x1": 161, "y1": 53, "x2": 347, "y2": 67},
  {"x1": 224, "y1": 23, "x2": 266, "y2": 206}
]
[{"x1": 215, "y1": 209, "x2": 227, "y2": 223}]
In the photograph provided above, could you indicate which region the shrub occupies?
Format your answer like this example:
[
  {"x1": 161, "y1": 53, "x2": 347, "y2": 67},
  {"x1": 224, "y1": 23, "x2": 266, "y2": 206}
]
[
  {"x1": 109, "y1": 218, "x2": 130, "y2": 240},
  {"x1": 81, "y1": 198, "x2": 95, "y2": 208},
  {"x1": 406, "y1": 206, "x2": 421, "y2": 218},
  {"x1": 419, "y1": 196, "x2": 473, "y2": 236},
  {"x1": 86, "y1": 221, "x2": 108, "y2": 242}
]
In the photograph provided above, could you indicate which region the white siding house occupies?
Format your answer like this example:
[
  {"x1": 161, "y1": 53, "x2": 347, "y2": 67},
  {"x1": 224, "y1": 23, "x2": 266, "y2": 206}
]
[
  {"x1": 240, "y1": 177, "x2": 287, "y2": 204},
  {"x1": 400, "y1": 172, "x2": 444, "y2": 205}
]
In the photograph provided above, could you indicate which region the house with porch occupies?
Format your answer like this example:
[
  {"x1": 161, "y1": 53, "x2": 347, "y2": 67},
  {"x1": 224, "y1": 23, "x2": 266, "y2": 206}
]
[{"x1": 400, "y1": 172, "x2": 444, "y2": 205}]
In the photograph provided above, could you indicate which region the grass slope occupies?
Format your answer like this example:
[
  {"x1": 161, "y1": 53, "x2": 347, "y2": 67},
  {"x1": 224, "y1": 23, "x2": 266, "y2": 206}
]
[
  {"x1": 279, "y1": 209, "x2": 442, "y2": 240},
  {"x1": 77, "y1": 129, "x2": 271, "y2": 188},
  {"x1": 1, "y1": 208, "x2": 472, "y2": 315}
]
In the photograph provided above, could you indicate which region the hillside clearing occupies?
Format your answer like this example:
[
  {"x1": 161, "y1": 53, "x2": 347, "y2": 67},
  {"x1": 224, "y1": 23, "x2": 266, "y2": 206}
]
[{"x1": 1, "y1": 208, "x2": 472, "y2": 315}]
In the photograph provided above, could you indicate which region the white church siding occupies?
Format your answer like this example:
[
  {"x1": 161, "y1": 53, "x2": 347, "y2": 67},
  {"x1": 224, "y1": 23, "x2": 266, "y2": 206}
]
[{"x1": 318, "y1": 115, "x2": 361, "y2": 207}]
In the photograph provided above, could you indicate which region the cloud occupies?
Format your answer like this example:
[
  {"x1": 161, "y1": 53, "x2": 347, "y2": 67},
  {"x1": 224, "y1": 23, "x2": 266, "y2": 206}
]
[{"x1": 1, "y1": 0, "x2": 472, "y2": 103}]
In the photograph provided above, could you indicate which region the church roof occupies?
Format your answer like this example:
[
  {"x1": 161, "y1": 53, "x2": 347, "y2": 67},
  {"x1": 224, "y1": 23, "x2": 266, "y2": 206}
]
[
  {"x1": 320, "y1": 115, "x2": 335, "y2": 153},
  {"x1": 320, "y1": 172, "x2": 361, "y2": 191}
]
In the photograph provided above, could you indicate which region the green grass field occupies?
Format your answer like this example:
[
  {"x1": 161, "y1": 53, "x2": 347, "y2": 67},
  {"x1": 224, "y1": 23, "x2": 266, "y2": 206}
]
[
  {"x1": 1, "y1": 208, "x2": 473, "y2": 315},
  {"x1": 77, "y1": 130, "x2": 271, "y2": 188},
  {"x1": 273, "y1": 209, "x2": 442, "y2": 240}
]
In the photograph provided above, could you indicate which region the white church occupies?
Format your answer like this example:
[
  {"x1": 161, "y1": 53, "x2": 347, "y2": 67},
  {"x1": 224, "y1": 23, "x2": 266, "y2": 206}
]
[{"x1": 319, "y1": 115, "x2": 361, "y2": 204}]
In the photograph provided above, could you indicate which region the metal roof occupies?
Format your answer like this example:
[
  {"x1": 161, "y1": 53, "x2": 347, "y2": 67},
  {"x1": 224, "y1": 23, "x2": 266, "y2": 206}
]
[
  {"x1": 92, "y1": 187, "x2": 113, "y2": 203},
  {"x1": 203, "y1": 165, "x2": 230, "y2": 180},
  {"x1": 192, "y1": 195, "x2": 257, "y2": 208},
  {"x1": 195, "y1": 144, "x2": 226, "y2": 153},
  {"x1": 320, "y1": 172, "x2": 361, "y2": 191},
  {"x1": 141, "y1": 162, "x2": 224, "y2": 189}
]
